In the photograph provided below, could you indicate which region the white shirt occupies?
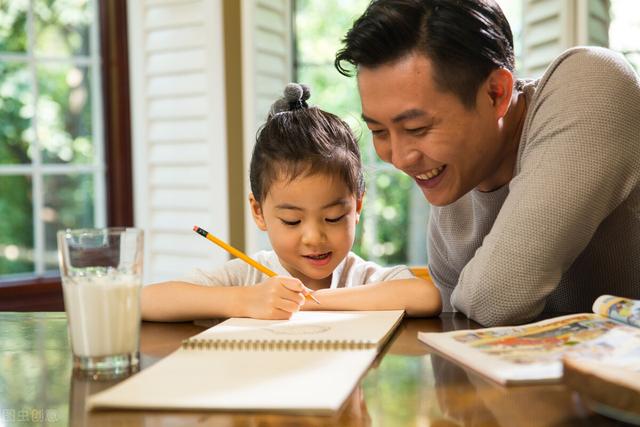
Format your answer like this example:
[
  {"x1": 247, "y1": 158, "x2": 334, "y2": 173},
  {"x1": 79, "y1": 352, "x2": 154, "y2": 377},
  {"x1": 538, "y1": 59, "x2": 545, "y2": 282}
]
[{"x1": 182, "y1": 250, "x2": 414, "y2": 288}]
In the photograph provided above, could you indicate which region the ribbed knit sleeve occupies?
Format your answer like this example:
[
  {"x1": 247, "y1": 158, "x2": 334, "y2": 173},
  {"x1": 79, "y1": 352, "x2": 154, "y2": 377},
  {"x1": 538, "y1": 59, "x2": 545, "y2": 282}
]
[{"x1": 431, "y1": 47, "x2": 640, "y2": 326}]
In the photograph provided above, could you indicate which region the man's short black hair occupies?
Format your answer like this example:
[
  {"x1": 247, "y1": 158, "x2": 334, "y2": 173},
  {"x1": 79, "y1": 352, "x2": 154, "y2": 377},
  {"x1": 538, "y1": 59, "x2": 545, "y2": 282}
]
[{"x1": 335, "y1": 0, "x2": 515, "y2": 109}]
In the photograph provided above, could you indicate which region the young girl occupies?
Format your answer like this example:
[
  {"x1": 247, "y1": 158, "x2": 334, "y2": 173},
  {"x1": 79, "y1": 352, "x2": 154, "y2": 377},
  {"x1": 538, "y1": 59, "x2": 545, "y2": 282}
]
[{"x1": 142, "y1": 83, "x2": 441, "y2": 321}]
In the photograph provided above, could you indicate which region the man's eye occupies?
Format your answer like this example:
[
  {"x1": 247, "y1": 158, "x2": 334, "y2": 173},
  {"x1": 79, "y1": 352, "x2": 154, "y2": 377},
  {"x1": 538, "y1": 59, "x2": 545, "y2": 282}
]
[
  {"x1": 326, "y1": 215, "x2": 346, "y2": 223},
  {"x1": 407, "y1": 127, "x2": 427, "y2": 135},
  {"x1": 371, "y1": 129, "x2": 386, "y2": 137},
  {"x1": 280, "y1": 219, "x2": 301, "y2": 226}
]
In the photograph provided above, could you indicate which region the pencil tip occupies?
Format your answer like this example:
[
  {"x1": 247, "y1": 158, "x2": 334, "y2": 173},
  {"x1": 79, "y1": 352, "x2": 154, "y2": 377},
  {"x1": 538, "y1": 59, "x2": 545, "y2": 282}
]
[{"x1": 308, "y1": 293, "x2": 321, "y2": 304}]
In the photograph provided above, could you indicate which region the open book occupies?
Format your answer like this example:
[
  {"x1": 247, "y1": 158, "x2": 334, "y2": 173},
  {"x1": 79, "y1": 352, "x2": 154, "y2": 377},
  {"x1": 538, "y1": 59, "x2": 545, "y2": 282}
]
[
  {"x1": 88, "y1": 310, "x2": 404, "y2": 414},
  {"x1": 418, "y1": 295, "x2": 640, "y2": 386}
]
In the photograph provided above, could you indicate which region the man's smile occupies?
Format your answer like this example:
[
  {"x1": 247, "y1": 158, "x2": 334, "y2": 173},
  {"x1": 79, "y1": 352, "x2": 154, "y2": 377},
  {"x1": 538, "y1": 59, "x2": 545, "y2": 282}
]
[{"x1": 415, "y1": 165, "x2": 445, "y2": 181}]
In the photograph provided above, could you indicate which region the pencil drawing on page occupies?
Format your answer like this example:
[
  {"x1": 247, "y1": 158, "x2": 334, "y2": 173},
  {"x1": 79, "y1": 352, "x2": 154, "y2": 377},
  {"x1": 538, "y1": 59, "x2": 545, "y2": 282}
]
[{"x1": 263, "y1": 325, "x2": 332, "y2": 335}]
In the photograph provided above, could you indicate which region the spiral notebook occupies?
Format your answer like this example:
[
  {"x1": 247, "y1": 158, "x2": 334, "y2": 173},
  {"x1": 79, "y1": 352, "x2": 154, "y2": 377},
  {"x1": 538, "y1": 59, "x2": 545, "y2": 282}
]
[{"x1": 88, "y1": 310, "x2": 404, "y2": 414}]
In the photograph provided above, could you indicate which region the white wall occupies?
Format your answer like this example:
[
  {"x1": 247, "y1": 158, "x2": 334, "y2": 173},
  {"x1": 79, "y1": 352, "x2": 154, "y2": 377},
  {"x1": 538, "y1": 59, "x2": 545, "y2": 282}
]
[{"x1": 127, "y1": 0, "x2": 229, "y2": 282}]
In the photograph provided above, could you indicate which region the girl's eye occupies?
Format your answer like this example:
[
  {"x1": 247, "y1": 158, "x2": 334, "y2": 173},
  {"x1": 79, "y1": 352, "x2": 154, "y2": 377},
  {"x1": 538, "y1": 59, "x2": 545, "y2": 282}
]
[
  {"x1": 280, "y1": 219, "x2": 301, "y2": 226},
  {"x1": 326, "y1": 214, "x2": 346, "y2": 223}
]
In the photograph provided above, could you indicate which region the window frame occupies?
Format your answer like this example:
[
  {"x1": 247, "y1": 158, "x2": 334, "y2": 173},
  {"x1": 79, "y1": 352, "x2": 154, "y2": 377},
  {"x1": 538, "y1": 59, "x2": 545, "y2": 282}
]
[{"x1": 0, "y1": 0, "x2": 133, "y2": 310}]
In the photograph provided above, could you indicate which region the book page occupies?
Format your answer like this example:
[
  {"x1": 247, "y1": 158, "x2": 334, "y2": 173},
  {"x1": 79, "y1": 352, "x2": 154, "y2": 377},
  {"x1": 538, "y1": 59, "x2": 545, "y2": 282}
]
[
  {"x1": 188, "y1": 310, "x2": 404, "y2": 348},
  {"x1": 592, "y1": 295, "x2": 640, "y2": 328},
  {"x1": 419, "y1": 313, "x2": 625, "y2": 384},
  {"x1": 564, "y1": 327, "x2": 640, "y2": 385}
]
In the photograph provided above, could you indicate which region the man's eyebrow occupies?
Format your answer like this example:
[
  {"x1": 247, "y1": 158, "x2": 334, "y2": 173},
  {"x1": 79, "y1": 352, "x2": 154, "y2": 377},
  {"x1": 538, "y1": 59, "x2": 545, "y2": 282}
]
[
  {"x1": 362, "y1": 109, "x2": 428, "y2": 125},
  {"x1": 361, "y1": 113, "x2": 380, "y2": 125},
  {"x1": 391, "y1": 109, "x2": 427, "y2": 123}
]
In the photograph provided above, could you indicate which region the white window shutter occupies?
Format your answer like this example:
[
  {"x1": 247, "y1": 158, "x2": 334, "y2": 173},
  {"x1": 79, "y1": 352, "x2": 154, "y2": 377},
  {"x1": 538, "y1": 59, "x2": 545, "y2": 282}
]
[
  {"x1": 128, "y1": 0, "x2": 229, "y2": 283},
  {"x1": 579, "y1": 0, "x2": 610, "y2": 46},
  {"x1": 521, "y1": 0, "x2": 610, "y2": 78},
  {"x1": 241, "y1": 0, "x2": 293, "y2": 254}
]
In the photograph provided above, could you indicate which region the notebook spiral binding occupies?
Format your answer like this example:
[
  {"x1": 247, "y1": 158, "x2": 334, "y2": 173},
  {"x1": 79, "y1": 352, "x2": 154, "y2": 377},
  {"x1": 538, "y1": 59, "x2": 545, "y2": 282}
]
[{"x1": 180, "y1": 339, "x2": 376, "y2": 351}]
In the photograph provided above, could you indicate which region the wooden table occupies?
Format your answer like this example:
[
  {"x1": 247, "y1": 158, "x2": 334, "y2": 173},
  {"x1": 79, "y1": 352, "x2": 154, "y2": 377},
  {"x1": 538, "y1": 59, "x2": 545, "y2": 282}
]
[{"x1": 0, "y1": 312, "x2": 623, "y2": 426}]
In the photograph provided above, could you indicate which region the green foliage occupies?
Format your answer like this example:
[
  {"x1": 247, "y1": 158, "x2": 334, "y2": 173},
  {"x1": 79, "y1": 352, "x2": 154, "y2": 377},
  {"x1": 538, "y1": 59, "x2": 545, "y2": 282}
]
[
  {"x1": 43, "y1": 174, "x2": 94, "y2": 269},
  {"x1": 0, "y1": 176, "x2": 34, "y2": 274},
  {"x1": 0, "y1": 62, "x2": 32, "y2": 165},
  {"x1": 0, "y1": 0, "x2": 95, "y2": 277},
  {"x1": 34, "y1": 0, "x2": 92, "y2": 57},
  {"x1": 366, "y1": 172, "x2": 414, "y2": 265},
  {"x1": 0, "y1": 314, "x2": 71, "y2": 426},
  {"x1": 361, "y1": 355, "x2": 436, "y2": 426},
  {"x1": 38, "y1": 64, "x2": 93, "y2": 164},
  {"x1": 0, "y1": 0, "x2": 28, "y2": 52},
  {"x1": 0, "y1": 5, "x2": 33, "y2": 275}
]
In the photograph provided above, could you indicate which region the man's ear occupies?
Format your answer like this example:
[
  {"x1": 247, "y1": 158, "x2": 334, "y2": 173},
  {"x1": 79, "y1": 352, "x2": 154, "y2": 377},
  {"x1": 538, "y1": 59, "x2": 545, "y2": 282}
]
[
  {"x1": 249, "y1": 193, "x2": 267, "y2": 231},
  {"x1": 485, "y1": 67, "x2": 514, "y2": 119},
  {"x1": 355, "y1": 192, "x2": 364, "y2": 224}
]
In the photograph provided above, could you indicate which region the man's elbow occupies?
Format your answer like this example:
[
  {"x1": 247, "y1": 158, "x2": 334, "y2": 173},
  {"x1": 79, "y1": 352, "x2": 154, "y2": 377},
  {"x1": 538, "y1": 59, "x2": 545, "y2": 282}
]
[{"x1": 465, "y1": 304, "x2": 542, "y2": 327}]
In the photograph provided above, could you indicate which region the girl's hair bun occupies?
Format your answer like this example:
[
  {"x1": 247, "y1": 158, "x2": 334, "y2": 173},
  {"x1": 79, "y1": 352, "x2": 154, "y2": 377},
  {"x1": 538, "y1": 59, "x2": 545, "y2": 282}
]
[
  {"x1": 300, "y1": 84, "x2": 311, "y2": 101},
  {"x1": 268, "y1": 82, "x2": 311, "y2": 117},
  {"x1": 283, "y1": 83, "x2": 304, "y2": 102}
]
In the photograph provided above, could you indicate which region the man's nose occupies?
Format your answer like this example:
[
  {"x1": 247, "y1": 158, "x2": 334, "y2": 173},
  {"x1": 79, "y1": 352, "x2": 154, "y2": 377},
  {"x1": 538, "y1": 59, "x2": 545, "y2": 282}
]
[{"x1": 390, "y1": 136, "x2": 421, "y2": 171}]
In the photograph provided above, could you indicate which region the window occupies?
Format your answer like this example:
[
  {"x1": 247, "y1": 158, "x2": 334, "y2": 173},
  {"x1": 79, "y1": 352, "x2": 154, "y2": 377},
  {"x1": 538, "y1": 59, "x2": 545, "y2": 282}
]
[
  {"x1": 610, "y1": 0, "x2": 640, "y2": 73},
  {"x1": 0, "y1": 0, "x2": 132, "y2": 309},
  {"x1": 0, "y1": 0, "x2": 103, "y2": 280}
]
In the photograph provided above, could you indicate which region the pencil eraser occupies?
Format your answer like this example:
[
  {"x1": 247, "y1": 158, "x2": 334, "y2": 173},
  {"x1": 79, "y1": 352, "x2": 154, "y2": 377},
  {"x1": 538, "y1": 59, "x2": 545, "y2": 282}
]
[{"x1": 193, "y1": 225, "x2": 198, "y2": 232}]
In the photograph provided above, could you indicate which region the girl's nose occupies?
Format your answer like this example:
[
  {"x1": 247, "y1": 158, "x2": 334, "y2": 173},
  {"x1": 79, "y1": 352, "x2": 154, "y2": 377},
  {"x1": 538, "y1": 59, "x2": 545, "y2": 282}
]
[{"x1": 301, "y1": 225, "x2": 325, "y2": 246}]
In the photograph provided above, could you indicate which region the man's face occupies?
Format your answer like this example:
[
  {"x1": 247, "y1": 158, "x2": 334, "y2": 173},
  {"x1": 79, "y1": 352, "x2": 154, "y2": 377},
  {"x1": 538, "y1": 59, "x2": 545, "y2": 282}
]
[{"x1": 357, "y1": 52, "x2": 508, "y2": 206}]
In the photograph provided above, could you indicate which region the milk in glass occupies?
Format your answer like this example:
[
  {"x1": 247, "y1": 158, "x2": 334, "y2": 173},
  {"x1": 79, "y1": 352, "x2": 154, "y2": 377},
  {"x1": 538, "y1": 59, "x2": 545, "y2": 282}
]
[{"x1": 63, "y1": 272, "x2": 141, "y2": 358}]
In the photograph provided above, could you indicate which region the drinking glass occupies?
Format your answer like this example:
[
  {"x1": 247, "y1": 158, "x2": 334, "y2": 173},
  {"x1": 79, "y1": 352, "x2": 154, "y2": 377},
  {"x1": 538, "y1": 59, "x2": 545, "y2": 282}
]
[{"x1": 57, "y1": 228, "x2": 144, "y2": 376}]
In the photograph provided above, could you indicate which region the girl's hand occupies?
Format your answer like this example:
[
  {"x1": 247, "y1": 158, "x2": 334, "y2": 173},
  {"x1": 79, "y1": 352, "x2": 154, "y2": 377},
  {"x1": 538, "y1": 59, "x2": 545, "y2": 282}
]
[{"x1": 243, "y1": 276, "x2": 311, "y2": 319}]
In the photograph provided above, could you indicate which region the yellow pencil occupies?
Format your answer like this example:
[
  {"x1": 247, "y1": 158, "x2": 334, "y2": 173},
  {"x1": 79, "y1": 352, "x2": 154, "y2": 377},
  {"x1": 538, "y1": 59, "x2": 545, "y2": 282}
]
[{"x1": 193, "y1": 226, "x2": 320, "y2": 304}]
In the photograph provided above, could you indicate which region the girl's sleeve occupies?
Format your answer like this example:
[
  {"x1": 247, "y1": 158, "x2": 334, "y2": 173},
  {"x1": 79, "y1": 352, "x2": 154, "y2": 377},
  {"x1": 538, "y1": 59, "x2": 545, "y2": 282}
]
[
  {"x1": 367, "y1": 264, "x2": 416, "y2": 283},
  {"x1": 180, "y1": 258, "x2": 252, "y2": 287}
]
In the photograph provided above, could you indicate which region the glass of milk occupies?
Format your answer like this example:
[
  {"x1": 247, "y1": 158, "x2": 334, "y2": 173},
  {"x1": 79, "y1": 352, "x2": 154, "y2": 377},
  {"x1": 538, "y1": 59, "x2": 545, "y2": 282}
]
[{"x1": 57, "y1": 228, "x2": 144, "y2": 377}]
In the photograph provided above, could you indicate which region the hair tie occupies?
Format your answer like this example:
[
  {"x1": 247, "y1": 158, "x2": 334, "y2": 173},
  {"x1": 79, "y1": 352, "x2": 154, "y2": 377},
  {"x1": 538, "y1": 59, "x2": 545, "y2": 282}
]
[{"x1": 269, "y1": 83, "x2": 311, "y2": 116}]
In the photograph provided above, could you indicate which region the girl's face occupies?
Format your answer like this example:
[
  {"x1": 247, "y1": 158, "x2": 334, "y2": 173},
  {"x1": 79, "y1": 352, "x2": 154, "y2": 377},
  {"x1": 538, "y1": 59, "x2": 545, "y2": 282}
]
[{"x1": 250, "y1": 172, "x2": 363, "y2": 290}]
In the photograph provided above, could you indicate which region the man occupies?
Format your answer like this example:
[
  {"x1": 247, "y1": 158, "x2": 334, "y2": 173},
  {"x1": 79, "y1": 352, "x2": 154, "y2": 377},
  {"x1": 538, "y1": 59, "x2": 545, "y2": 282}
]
[{"x1": 335, "y1": 0, "x2": 640, "y2": 326}]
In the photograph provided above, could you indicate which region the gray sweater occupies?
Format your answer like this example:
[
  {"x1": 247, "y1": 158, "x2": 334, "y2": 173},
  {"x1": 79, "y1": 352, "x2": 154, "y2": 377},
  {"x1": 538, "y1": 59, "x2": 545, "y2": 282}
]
[{"x1": 428, "y1": 47, "x2": 640, "y2": 327}]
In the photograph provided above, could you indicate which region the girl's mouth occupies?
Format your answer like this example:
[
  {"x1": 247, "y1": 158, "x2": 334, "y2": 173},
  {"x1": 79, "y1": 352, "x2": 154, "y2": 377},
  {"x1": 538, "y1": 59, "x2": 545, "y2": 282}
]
[{"x1": 303, "y1": 252, "x2": 332, "y2": 266}]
